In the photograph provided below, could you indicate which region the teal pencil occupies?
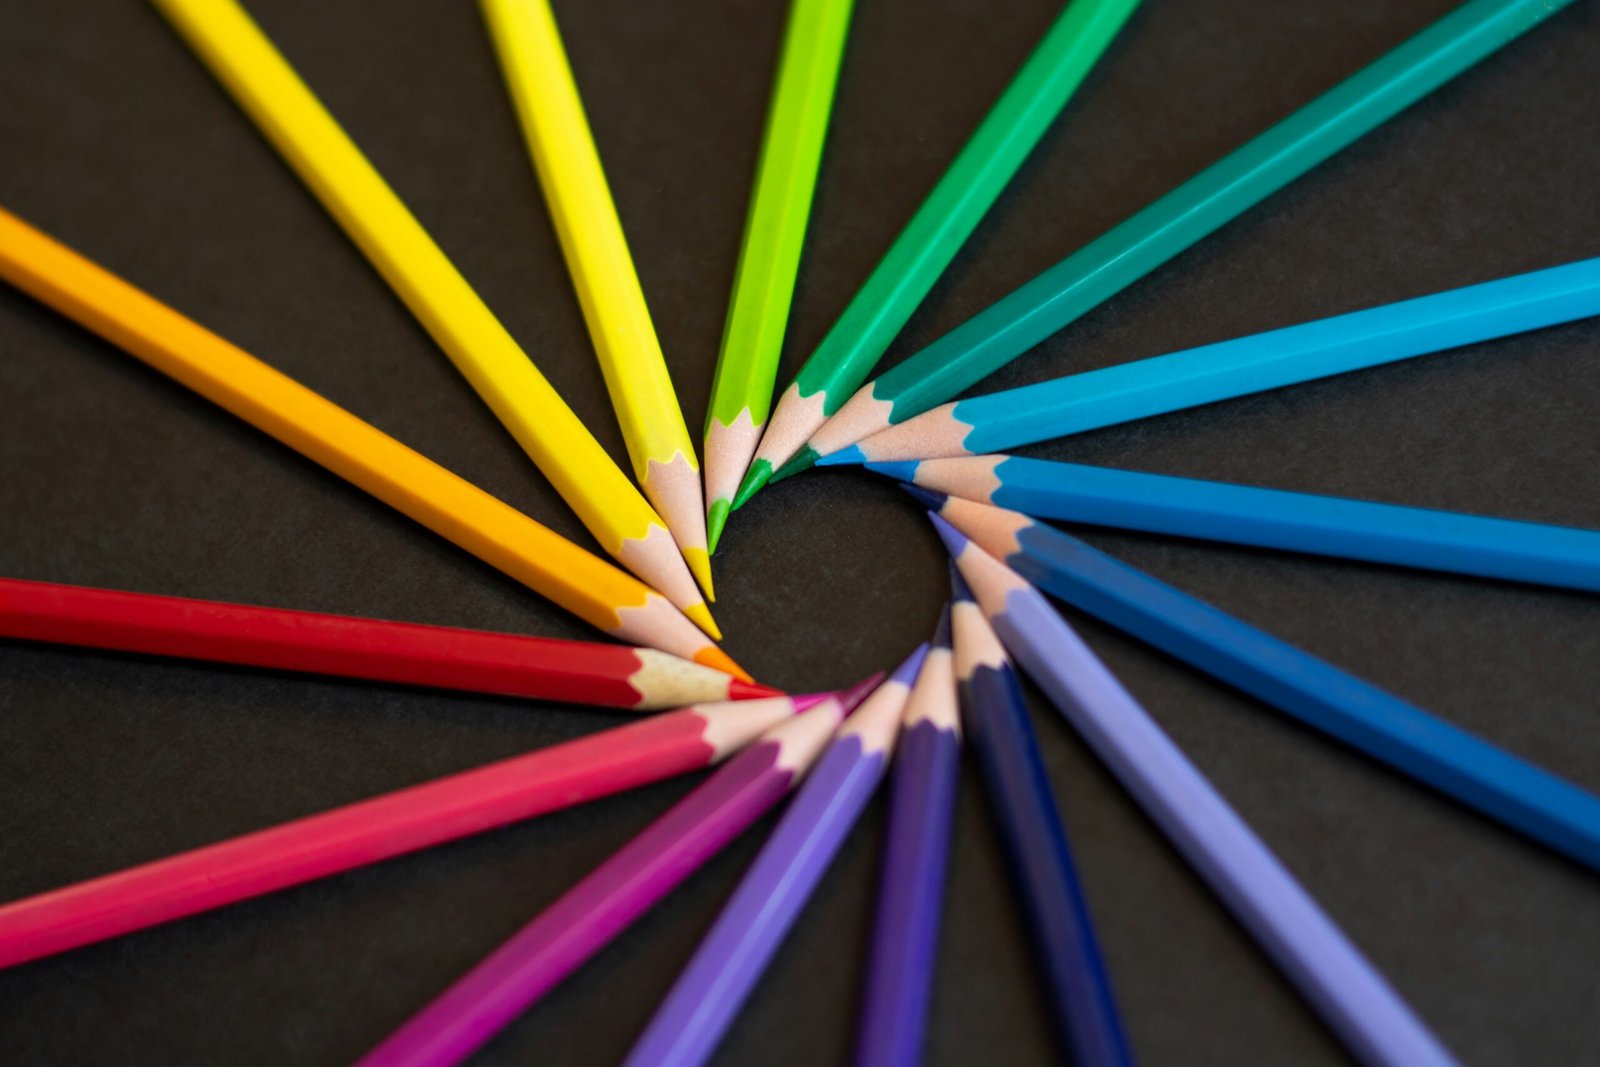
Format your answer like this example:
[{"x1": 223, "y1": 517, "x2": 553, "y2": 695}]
[
  {"x1": 704, "y1": 0, "x2": 855, "y2": 553},
  {"x1": 803, "y1": 0, "x2": 1577, "y2": 461},
  {"x1": 732, "y1": 0, "x2": 1143, "y2": 508}
]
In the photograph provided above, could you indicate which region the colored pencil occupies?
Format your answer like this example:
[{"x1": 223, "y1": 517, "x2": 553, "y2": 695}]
[
  {"x1": 151, "y1": 0, "x2": 716, "y2": 635},
  {"x1": 732, "y1": 0, "x2": 1143, "y2": 506},
  {"x1": 623, "y1": 650, "x2": 926, "y2": 1067},
  {"x1": 943, "y1": 531, "x2": 1460, "y2": 1067},
  {"x1": 703, "y1": 0, "x2": 855, "y2": 553},
  {"x1": 357, "y1": 679, "x2": 882, "y2": 1067},
  {"x1": 481, "y1": 0, "x2": 713, "y2": 599},
  {"x1": 0, "y1": 577, "x2": 780, "y2": 711},
  {"x1": 923, "y1": 493, "x2": 1600, "y2": 868},
  {"x1": 0, "y1": 692, "x2": 830, "y2": 970},
  {"x1": 0, "y1": 208, "x2": 747, "y2": 678},
  {"x1": 952, "y1": 567, "x2": 1130, "y2": 1066},
  {"x1": 856, "y1": 606, "x2": 960, "y2": 1067},
  {"x1": 802, "y1": 0, "x2": 1576, "y2": 462},
  {"x1": 871, "y1": 455, "x2": 1600, "y2": 594},
  {"x1": 828, "y1": 255, "x2": 1600, "y2": 466}
]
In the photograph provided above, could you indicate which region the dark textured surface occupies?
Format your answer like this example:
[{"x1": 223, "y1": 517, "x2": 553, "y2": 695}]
[{"x1": 1, "y1": 1, "x2": 1597, "y2": 1063}]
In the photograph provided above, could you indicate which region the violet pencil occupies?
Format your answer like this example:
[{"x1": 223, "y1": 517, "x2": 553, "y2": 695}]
[
  {"x1": 356, "y1": 677, "x2": 882, "y2": 1067},
  {"x1": 623, "y1": 650, "x2": 928, "y2": 1067}
]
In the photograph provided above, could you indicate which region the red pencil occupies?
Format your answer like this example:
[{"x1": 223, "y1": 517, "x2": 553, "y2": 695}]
[
  {"x1": 0, "y1": 578, "x2": 778, "y2": 710},
  {"x1": 0, "y1": 693, "x2": 822, "y2": 970}
]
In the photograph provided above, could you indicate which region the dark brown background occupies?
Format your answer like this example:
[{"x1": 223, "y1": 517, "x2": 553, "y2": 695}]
[{"x1": 3, "y1": 1, "x2": 1598, "y2": 1063}]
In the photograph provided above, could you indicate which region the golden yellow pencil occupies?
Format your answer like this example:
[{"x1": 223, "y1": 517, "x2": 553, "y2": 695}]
[
  {"x1": 480, "y1": 0, "x2": 713, "y2": 600},
  {"x1": 0, "y1": 206, "x2": 750, "y2": 680},
  {"x1": 150, "y1": 0, "x2": 719, "y2": 636}
]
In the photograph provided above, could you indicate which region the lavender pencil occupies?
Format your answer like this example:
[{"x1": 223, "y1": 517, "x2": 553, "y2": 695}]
[
  {"x1": 357, "y1": 677, "x2": 882, "y2": 1067},
  {"x1": 953, "y1": 568, "x2": 1131, "y2": 1067},
  {"x1": 624, "y1": 649, "x2": 928, "y2": 1067},
  {"x1": 939, "y1": 519, "x2": 1460, "y2": 1067},
  {"x1": 857, "y1": 606, "x2": 961, "y2": 1067}
]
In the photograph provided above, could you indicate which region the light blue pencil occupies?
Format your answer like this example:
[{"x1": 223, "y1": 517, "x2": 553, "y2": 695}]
[{"x1": 828, "y1": 254, "x2": 1600, "y2": 465}]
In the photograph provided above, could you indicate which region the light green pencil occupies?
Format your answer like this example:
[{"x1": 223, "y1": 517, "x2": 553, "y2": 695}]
[
  {"x1": 731, "y1": 0, "x2": 1143, "y2": 511},
  {"x1": 703, "y1": 0, "x2": 855, "y2": 554}
]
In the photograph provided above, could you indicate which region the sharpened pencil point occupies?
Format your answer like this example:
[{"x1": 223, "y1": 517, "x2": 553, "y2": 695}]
[
  {"x1": 729, "y1": 678, "x2": 785, "y2": 700},
  {"x1": 932, "y1": 602, "x2": 953, "y2": 648},
  {"x1": 814, "y1": 444, "x2": 864, "y2": 467},
  {"x1": 899, "y1": 483, "x2": 948, "y2": 510},
  {"x1": 771, "y1": 447, "x2": 818, "y2": 483},
  {"x1": 706, "y1": 498, "x2": 731, "y2": 555},
  {"x1": 683, "y1": 601, "x2": 723, "y2": 641},
  {"x1": 733, "y1": 460, "x2": 773, "y2": 509},
  {"x1": 683, "y1": 548, "x2": 716, "y2": 603},
  {"x1": 928, "y1": 512, "x2": 968, "y2": 557},
  {"x1": 863, "y1": 460, "x2": 920, "y2": 482},
  {"x1": 694, "y1": 646, "x2": 754, "y2": 684}
]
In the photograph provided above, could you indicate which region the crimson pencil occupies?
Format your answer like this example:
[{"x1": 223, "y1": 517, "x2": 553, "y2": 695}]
[
  {"x1": 0, "y1": 693, "x2": 823, "y2": 970},
  {"x1": 0, "y1": 578, "x2": 779, "y2": 710}
]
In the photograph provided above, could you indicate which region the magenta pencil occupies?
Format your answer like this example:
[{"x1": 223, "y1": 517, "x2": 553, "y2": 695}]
[
  {"x1": 356, "y1": 676, "x2": 884, "y2": 1067},
  {"x1": 0, "y1": 693, "x2": 827, "y2": 971}
]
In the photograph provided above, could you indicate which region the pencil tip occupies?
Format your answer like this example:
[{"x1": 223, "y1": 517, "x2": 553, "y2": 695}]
[
  {"x1": 705, "y1": 499, "x2": 730, "y2": 554},
  {"x1": 864, "y1": 460, "x2": 920, "y2": 482},
  {"x1": 814, "y1": 445, "x2": 864, "y2": 467},
  {"x1": 729, "y1": 678, "x2": 785, "y2": 700},
  {"x1": 928, "y1": 511, "x2": 968, "y2": 557},
  {"x1": 683, "y1": 601, "x2": 723, "y2": 641},
  {"x1": 683, "y1": 548, "x2": 716, "y2": 603},
  {"x1": 733, "y1": 460, "x2": 772, "y2": 509},
  {"x1": 899, "y1": 483, "x2": 947, "y2": 510},
  {"x1": 693, "y1": 645, "x2": 754, "y2": 684},
  {"x1": 771, "y1": 447, "x2": 817, "y2": 483}
]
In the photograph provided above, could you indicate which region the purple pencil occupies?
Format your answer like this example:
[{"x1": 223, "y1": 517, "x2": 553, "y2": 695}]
[
  {"x1": 623, "y1": 648, "x2": 930, "y2": 1067},
  {"x1": 356, "y1": 675, "x2": 884, "y2": 1067},
  {"x1": 938, "y1": 517, "x2": 1460, "y2": 1067},
  {"x1": 856, "y1": 605, "x2": 960, "y2": 1067}
]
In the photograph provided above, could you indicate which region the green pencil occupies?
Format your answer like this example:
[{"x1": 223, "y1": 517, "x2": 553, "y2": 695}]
[
  {"x1": 801, "y1": 0, "x2": 1578, "y2": 463},
  {"x1": 703, "y1": 0, "x2": 855, "y2": 553},
  {"x1": 731, "y1": 0, "x2": 1142, "y2": 511}
]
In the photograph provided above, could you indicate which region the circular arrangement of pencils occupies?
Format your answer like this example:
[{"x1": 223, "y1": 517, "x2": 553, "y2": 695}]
[{"x1": 2, "y1": 1, "x2": 1597, "y2": 1064}]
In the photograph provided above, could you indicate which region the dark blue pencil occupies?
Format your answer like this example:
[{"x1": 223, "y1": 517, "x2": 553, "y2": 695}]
[
  {"x1": 920, "y1": 488, "x2": 1600, "y2": 870},
  {"x1": 952, "y1": 566, "x2": 1132, "y2": 1067},
  {"x1": 857, "y1": 605, "x2": 961, "y2": 1067},
  {"x1": 868, "y1": 454, "x2": 1600, "y2": 594}
]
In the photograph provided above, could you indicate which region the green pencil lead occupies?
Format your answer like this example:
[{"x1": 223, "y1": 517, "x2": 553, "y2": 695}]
[
  {"x1": 706, "y1": 498, "x2": 731, "y2": 555},
  {"x1": 733, "y1": 460, "x2": 774, "y2": 510}
]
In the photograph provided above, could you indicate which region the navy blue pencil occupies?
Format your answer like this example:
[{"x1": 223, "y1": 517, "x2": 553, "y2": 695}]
[
  {"x1": 952, "y1": 566, "x2": 1132, "y2": 1067},
  {"x1": 920, "y1": 488, "x2": 1600, "y2": 870},
  {"x1": 857, "y1": 605, "x2": 961, "y2": 1067}
]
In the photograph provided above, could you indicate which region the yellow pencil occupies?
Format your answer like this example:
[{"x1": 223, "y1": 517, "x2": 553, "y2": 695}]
[
  {"x1": 480, "y1": 0, "x2": 713, "y2": 601},
  {"x1": 150, "y1": 0, "x2": 719, "y2": 637},
  {"x1": 0, "y1": 206, "x2": 750, "y2": 681}
]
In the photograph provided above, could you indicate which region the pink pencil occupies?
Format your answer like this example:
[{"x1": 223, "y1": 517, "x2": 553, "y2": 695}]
[
  {"x1": 358, "y1": 676, "x2": 885, "y2": 1067},
  {"x1": 0, "y1": 694, "x2": 824, "y2": 970}
]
